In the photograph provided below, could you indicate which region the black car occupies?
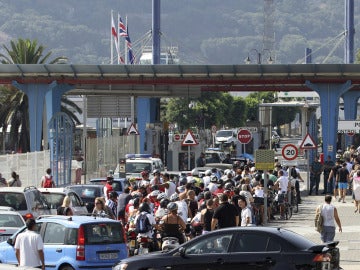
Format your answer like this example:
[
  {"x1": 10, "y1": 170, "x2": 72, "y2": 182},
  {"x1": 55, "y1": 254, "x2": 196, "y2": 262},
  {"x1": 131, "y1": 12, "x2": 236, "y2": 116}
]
[
  {"x1": 65, "y1": 184, "x2": 105, "y2": 213},
  {"x1": 113, "y1": 227, "x2": 341, "y2": 270}
]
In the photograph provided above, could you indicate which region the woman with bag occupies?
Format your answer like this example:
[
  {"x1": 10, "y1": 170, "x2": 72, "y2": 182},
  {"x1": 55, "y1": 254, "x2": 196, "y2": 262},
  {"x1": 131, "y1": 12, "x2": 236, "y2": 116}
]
[{"x1": 315, "y1": 195, "x2": 342, "y2": 243}]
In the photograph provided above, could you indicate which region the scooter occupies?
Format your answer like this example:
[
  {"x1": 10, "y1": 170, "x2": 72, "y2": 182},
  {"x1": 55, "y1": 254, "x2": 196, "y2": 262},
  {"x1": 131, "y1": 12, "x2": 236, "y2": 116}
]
[
  {"x1": 127, "y1": 229, "x2": 137, "y2": 256},
  {"x1": 135, "y1": 235, "x2": 152, "y2": 255},
  {"x1": 161, "y1": 236, "x2": 180, "y2": 251}
]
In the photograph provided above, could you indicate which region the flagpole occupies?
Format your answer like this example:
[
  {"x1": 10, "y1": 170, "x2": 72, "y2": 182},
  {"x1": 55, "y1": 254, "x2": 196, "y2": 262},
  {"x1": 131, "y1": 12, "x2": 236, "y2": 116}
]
[
  {"x1": 110, "y1": 10, "x2": 114, "y2": 64},
  {"x1": 117, "y1": 13, "x2": 120, "y2": 64},
  {"x1": 125, "y1": 16, "x2": 128, "y2": 64}
]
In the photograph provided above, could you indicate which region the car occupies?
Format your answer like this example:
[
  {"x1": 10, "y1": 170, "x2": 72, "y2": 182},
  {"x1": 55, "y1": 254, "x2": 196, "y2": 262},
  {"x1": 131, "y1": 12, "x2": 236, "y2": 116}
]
[
  {"x1": 0, "y1": 206, "x2": 25, "y2": 242},
  {"x1": 38, "y1": 188, "x2": 88, "y2": 215},
  {"x1": 204, "y1": 148, "x2": 226, "y2": 163},
  {"x1": 0, "y1": 215, "x2": 128, "y2": 270},
  {"x1": 89, "y1": 178, "x2": 127, "y2": 196},
  {"x1": 114, "y1": 154, "x2": 164, "y2": 180},
  {"x1": 113, "y1": 227, "x2": 341, "y2": 270},
  {"x1": 65, "y1": 184, "x2": 106, "y2": 213},
  {"x1": 0, "y1": 186, "x2": 51, "y2": 220},
  {"x1": 214, "y1": 129, "x2": 237, "y2": 147}
]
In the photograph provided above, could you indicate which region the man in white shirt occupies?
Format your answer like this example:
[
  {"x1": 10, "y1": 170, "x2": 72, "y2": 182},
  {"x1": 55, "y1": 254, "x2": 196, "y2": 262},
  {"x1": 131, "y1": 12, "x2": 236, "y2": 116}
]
[
  {"x1": 238, "y1": 196, "x2": 252, "y2": 226},
  {"x1": 15, "y1": 218, "x2": 45, "y2": 269},
  {"x1": 275, "y1": 170, "x2": 290, "y2": 220}
]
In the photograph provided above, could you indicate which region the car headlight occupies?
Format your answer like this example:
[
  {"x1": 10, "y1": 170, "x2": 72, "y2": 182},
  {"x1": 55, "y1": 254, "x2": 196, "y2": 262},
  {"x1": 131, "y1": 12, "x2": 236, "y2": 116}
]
[{"x1": 113, "y1": 263, "x2": 128, "y2": 270}]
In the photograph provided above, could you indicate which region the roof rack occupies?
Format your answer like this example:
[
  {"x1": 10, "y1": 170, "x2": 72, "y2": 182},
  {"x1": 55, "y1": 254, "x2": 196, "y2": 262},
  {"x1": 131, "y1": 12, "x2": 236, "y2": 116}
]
[
  {"x1": 23, "y1": 186, "x2": 38, "y2": 192},
  {"x1": 37, "y1": 215, "x2": 72, "y2": 221}
]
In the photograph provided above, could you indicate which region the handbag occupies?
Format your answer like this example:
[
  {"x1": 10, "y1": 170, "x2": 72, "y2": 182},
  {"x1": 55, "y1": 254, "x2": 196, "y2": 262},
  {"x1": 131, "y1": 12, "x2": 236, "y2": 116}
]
[{"x1": 314, "y1": 204, "x2": 324, "y2": 233}]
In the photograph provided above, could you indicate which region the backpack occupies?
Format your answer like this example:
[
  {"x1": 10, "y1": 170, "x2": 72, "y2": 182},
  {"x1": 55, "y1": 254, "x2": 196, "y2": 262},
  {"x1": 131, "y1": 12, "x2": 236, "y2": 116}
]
[
  {"x1": 136, "y1": 212, "x2": 152, "y2": 233},
  {"x1": 314, "y1": 204, "x2": 324, "y2": 233},
  {"x1": 43, "y1": 175, "x2": 53, "y2": 188},
  {"x1": 290, "y1": 167, "x2": 298, "y2": 179}
]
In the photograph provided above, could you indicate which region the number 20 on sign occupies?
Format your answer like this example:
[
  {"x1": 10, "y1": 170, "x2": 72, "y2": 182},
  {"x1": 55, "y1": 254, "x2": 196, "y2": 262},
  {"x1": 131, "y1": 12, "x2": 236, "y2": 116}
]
[{"x1": 282, "y1": 144, "x2": 298, "y2": 161}]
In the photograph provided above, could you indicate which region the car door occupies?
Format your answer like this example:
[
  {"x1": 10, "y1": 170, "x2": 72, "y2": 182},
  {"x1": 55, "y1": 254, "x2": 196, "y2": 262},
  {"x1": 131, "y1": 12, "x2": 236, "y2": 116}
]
[
  {"x1": 42, "y1": 222, "x2": 67, "y2": 268},
  {"x1": 68, "y1": 191, "x2": 88, "y2": 215},
  {"x1": 168, "y1": 233, "x2": 234, "y2": 270},
  {"x1": 224, "y1": 232, "x2": 282, "y2": 270}
]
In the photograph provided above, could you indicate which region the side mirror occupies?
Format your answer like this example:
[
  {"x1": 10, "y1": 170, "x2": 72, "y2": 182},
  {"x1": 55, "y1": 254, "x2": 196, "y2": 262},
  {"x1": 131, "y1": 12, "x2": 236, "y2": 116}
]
[
  {"x1": 7, "y1": 238, "x2": 14, "y2": 246},
  {"x1": 179, "y1": 247, "x2": 186, "y2": 257}
]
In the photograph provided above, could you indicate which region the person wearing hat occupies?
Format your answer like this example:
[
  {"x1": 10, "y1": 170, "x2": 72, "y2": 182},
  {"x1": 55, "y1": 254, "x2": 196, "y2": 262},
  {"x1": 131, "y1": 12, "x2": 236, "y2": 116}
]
[
  {"x1": 15, "y1": 218, "x2": 45, "y2": 269},
  {"x1": 104, "y1": 175, "x2": 114, "y2": 202}
]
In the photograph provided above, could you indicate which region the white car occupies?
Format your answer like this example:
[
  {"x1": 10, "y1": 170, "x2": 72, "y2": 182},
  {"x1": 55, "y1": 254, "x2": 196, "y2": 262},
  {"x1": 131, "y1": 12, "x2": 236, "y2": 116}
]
[
  {"x1": 0, "y1": 206, "x2": 25, "y2": 242},
  {"x1": 215, "y1": 129, "x2": 237, "y2": 147},
  {"x1": 38, "y1": 188, "x2": 88, "y2": 215}
]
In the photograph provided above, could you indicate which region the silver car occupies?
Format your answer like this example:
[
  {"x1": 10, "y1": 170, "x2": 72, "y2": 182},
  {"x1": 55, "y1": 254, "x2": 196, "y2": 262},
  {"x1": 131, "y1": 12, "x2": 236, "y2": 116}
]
[{"x1": 0, "y1": 206, "x2": 26, "y2": 242}]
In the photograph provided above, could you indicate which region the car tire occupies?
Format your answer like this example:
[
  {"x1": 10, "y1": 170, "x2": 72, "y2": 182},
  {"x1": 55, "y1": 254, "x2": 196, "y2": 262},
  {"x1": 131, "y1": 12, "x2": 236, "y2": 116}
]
[{"x1": 60, "y1": 265, "x2": 75, "y2": 270}]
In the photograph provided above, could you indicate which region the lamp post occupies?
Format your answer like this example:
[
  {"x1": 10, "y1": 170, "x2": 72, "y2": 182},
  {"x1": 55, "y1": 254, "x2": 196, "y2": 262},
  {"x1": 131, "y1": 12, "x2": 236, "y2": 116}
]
[{"x1": 245, "y1": 48, "x2": 273, "y2": 64}]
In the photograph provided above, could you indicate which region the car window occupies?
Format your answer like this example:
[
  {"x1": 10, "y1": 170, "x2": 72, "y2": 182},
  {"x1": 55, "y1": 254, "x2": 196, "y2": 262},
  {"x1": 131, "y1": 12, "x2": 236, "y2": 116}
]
[
  {"x1": 185, "y1": 233, "x2": 233, "y2": 255},
  {"x1": 233, "y1": 233, "x2": 269, "y2": 252},
  {"x1": 112, "y1": 182, "x2": 122, "y2": 192},
  {"x1": 84, "y1": 223, "x2": 125, "y2": 244},
  {"x1": 28, "y1": 191, "x2": 49, "y2": 211},
  {"x1": 0, "y1": 193, "x2": 27, "y2": 211},
  {"x1": 44, "y1": 222, "x2": 66, "y2": 244},
  {"x1": 69, "y1": 193, "x2": 82, "y2": 207},
  {"x1": 0, "y1": 214, "x2": 24, "y2": 227},
  {"x1": 42, "y1": 193, "x2": 64, "y2": 209}
]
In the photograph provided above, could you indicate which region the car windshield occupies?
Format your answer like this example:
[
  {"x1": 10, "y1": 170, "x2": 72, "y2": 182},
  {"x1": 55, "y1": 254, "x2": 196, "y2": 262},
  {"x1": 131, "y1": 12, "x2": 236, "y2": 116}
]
[
  {"x1": 85, "y1": 222, "x2": 125, "y2": 244},
  {"x1": 216, "y1": 130, "x2": 233, "y2": 137},
  {"x1": 0, "y1": 193, "x2": 27, "y2": 211},
  {"x1": 0, "y1": 214, "x2": 24, "y2": 227},
  {"x1": 70, "y1": 186, "x2": 102, "y2": 199},
  {"x1": 41, "y1": 193, "x2": 64, "y2": 210},
  {"x1": 126, "y1": 162, "x2": 152, "y2": 173}
]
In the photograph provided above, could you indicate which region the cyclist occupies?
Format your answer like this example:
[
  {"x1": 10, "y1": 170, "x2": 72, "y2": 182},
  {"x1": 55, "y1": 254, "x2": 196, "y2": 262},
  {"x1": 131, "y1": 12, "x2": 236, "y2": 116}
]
[
  {"x1": 288, "y1": 165, "x2": 304, "y2": 204},
  {"x1": 274, "y1": 170, "x2": 290, "y2": 220}
]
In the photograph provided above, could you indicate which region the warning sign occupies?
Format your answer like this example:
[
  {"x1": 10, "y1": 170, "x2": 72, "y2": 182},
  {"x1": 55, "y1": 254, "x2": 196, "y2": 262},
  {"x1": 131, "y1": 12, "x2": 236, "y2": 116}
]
[
  {"x1": 181, "y1": 130, "x2": 198, "y2": 146},
  {"x1": 127, "y1": 123, "x2": 139, "y2": 135},
  {"x1": 300, "y1": 133, "x2": 317, "y2": 149}
]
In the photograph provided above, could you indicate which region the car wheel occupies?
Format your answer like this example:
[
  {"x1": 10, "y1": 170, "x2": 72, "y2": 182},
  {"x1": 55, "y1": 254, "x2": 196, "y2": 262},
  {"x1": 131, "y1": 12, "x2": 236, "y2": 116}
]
[{"x1": 60, "y1": 265, "x2": 75, "y2": 270}]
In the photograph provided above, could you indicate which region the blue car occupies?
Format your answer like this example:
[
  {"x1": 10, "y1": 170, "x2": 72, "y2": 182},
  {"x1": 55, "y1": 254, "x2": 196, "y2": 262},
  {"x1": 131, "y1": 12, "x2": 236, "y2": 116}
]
[{"x1": 0, "y1": 215, "x2": 128, "y2": 270}]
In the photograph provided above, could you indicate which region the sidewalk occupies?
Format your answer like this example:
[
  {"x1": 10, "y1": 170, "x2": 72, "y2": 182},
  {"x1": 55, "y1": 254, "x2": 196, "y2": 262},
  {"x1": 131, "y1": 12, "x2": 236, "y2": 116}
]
[{"x1": 267, "y1": 170, "x2": 360, "y2": 270}]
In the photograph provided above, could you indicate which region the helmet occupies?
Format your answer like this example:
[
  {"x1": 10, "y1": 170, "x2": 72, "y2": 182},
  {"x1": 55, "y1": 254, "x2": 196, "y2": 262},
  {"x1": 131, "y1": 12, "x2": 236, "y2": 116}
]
[
  {"x1": 150, "y1": 190, "x2": 160, "y2": 197},
  {"x1": 205, "y1": 169, "x2": 212, "y2": 176},
  {"x1": 191, "y1": 168, "x2": 199, "y2": 176},
  {"x1": 210, "y1": 175, "x2": 218, "y2": 182},
  {"x1": 179, "y1": 177, "x2": 187, "y2": 186},
  {"x1": 139, "y1": 202, "x2": 151, "y2": 213},
  {"x1": 160, "y1": 198, "x2": 170, "y2": 208},
  {"x1": 157, "y1": 192, "x2": 167, "y2": 201},
  {"x1": 255, "y1": 173, "x2": 262, "y2": 182},
  {"x1": 224, "y1": 182, "x2": 233, "y2": 190},
  {"x1": 153, "y1": 169, "x2": 160, "y2": 175},
  {"x1": 169, "y1": 193, "x2": 179, "y2": 202},
  {"x1": 167, "y1": 202, "x2": 178, "y2": 211}
]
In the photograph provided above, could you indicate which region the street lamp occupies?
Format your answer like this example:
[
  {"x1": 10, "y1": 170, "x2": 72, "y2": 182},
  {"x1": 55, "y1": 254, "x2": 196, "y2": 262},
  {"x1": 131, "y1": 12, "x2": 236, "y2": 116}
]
[{"x1": 245, "y1": 49, "x2": 273, "y2": 64}]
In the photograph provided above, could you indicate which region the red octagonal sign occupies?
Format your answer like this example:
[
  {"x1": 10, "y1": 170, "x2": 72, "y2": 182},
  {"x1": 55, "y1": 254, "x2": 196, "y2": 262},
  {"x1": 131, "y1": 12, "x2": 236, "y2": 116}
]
[{"x1": 237, "y1": 129, "x2": 252, "y2": 144}]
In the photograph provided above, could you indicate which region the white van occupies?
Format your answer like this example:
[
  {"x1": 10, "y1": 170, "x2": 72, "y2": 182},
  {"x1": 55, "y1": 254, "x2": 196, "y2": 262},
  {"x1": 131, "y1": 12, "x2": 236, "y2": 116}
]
[{"x1": 215, "y1": 129, "x2": 237, "y2": 147}]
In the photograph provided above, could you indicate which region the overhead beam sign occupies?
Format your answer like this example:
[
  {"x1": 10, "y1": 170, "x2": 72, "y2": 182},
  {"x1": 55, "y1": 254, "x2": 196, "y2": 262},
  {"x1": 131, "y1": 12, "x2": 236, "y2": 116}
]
[{"x1": 338, "y1": 120, "x2": 360, "y2": 134}]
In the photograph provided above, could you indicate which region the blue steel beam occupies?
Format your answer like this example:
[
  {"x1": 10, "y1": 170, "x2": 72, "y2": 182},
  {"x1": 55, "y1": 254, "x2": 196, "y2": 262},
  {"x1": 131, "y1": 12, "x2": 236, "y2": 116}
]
[
  {"x1": 306, "y1": 80, "x2": 352, "y2": 161},
  {"x1": 342, "y1": 91, "x2": 359, "y2": 147}
]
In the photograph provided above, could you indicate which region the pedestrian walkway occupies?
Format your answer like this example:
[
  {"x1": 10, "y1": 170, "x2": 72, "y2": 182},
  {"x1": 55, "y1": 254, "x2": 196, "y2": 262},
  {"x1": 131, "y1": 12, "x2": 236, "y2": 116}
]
[{"x1": 267, "y1": 169, "x2": 360, "y2": 270}]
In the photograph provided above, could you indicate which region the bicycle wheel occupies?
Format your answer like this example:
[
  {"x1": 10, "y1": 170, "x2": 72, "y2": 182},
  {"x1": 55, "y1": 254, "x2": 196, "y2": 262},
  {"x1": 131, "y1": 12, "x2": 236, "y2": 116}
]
[
  {"x1": 285, "y1": 203, "x2": 293, "y2": 220},
  {"x1": 291, "y1": 193, "x2": 299, "y2": 213}
]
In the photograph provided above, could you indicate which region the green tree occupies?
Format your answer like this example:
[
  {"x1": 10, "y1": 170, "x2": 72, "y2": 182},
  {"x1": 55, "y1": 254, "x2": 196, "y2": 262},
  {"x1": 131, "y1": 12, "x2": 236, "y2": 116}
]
[{"x1": 0, "y1": 38, "x2": 82, "y2": 152}]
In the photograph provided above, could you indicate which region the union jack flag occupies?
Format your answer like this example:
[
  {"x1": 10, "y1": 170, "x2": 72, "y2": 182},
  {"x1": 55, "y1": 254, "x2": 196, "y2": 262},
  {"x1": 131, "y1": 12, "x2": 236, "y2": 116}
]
[{"x1": 119, "y1": 16, "x2": 128, "y2": 37}]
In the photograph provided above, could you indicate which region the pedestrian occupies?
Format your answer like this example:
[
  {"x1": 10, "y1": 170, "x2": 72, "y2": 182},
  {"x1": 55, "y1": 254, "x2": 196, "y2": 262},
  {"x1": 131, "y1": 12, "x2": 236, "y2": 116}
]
[
  {"x1": 103, "y1": 175, "x2": 114, "y2": 201},
  {"x1": 106, "y1": 191, "x2": 119, "y2": 219},
  {"x1": 0, "y1": 173, "x2": 7, "y2": 187},
  {"x1": 238, "y1": 195, "x2": 252, "y2": 226},
  {"x1": 57, "y1": 196, "x2": 73, "y2": 216},
  {"x1": 352, "y1": 170, "x2": 360, "y2": 213},
  {"x1": 8, "y1": 171, "x2": 21, "y2": 187},
  {"x1": 40, "y1": 168, "x2": 55, "y2": 188},
  {"x1": 323, "y1": 155, "x2": 335, "y2": 194},
  {"x1": 336, "y1": 162, "x2": 350, "y2": 203},
  {"x1": 211, "y1": 193, "x2": 239, "y2": 230},
  {"x1": 74, "y1": 156, "x2": 84, "y2": 184},
  {"x1": 315, "y1": 195, "x2": 342, "y2": 243},
  {"x1": 274, "y1": 170, "x2": 290, "y2": 220},
  {"x1": 196, "y1": 152, "x2": 206, "y2": 167},
  {"x1": 92, "y1": 197, "x2": 115, "y2": 219},
  {"x1": 15, "y1": 218, "x2": 45, "y2": 269},
  {"x1": 117, "y1": 187, "x2": 132, "y2": 223},
  {"x1": 327, "y1": 159, "x2": 342, "y2": 200},
  {"x1": 309, "y1": 156, "x2": 323, "y2": 195}
]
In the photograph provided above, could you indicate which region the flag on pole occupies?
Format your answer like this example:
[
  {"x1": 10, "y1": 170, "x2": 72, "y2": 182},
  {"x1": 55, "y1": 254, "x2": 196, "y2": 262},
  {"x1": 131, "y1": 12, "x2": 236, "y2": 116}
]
[
  {"x1": 119, "y1": 17, "x2": 128, "y2": 37},
  {"x1": 111, "y1": 13, "x2": 120, "y2": 61},
  {"x1": 125, "y1": 26, "x2": 135, "y2": 64}
]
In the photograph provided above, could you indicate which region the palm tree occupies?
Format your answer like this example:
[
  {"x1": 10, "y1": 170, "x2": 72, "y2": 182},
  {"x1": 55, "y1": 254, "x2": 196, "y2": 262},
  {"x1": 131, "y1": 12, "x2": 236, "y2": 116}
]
[{"x1": 0, "y1": 38, "x2": 82, "y2": 152}]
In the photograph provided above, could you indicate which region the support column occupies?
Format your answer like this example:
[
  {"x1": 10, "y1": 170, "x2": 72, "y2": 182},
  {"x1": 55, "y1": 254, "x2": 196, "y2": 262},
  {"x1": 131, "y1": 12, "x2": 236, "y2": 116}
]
[
  {"x1": 12, "y1": 81, "x2": 74, "y2": 152},
  {"x1": 342, "y1": 91, "x2": 360, "y2": 147},
  {"x1": 305, "y1": 81, "x2": 352, "y2": 161}
]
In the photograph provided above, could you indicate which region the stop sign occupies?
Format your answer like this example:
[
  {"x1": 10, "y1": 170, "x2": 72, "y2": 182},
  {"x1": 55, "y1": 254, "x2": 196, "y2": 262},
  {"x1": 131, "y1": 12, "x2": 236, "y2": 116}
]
[
  {"x1": 237, "y1": 129, "x2": 252, "y2": 144},
  {"x1": 174, "y1": 134, "x2": 181, "y2": 141}
]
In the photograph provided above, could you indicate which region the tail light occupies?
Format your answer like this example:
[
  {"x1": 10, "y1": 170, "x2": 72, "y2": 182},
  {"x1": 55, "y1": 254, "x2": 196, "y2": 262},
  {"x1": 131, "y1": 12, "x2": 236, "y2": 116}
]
[
  {"x1": 139, "y1": 237, "x2": 149, "y2": 243},
  {"x1": 313, "y1": 253, "x2": 331, "y2": 262},
  {"x1": 23, "y1": 213, "x2": 34, "y2": 220},
  {"x1": 76, "y1": 225, "x2": 85, "y2": 261},
  {"x1": 129, "y1": 230, "x2": 136, "y2": 239}
]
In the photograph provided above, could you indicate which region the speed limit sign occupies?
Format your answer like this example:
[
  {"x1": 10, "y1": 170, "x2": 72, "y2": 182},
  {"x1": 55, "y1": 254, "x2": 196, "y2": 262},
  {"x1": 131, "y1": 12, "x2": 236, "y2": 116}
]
[{"x1": 282, "y1": 144, "x2": 298, "y2": 161}]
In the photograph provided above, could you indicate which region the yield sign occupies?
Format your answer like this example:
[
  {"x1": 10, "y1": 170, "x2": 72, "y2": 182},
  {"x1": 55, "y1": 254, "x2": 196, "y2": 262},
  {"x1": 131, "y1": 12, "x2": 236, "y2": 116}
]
[
  {"x1": 127, "y1": 123, "x2": 139, "y2": 135},
  {"x1": 181, "y1": 130, "x2": 198, "y2": 146},
  {"x1": 300, "y1": 133, "x2": 317, "y2": 149}
]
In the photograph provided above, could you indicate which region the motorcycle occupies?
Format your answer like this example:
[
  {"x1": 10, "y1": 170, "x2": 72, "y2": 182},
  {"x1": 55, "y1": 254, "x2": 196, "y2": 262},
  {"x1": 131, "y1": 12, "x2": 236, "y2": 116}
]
[
  {"x1": 135, "y1": 235, "x2": 152, "y2": 255},
  {"x1": 127, "y1": 229, "x2": 137, "y2": 256},
  {"x1": 161, "y1": 236, "x2": 180, "y2": 251}
]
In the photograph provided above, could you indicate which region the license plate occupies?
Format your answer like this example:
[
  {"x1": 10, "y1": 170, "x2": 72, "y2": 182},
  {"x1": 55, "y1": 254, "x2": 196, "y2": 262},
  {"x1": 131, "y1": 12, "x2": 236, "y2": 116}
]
[
  {"x1": 322, "y1": 262, "x2": 330, "y2": 270},
  {"x1": 99, "y1": 253, "x2": 118, "y2": 260},
  {"x1": 129, "y1": 240, "x2": 136, "y2": 248}
]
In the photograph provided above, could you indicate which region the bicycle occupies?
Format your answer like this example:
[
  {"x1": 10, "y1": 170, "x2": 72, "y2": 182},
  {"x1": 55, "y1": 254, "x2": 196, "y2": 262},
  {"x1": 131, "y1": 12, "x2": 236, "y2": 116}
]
[
  {"x1": 283, "y1": 192, "x2": 293, "y2": 220},
  {"x1": 289, "y1": 177, "x2": 299, "y2": 214}
]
